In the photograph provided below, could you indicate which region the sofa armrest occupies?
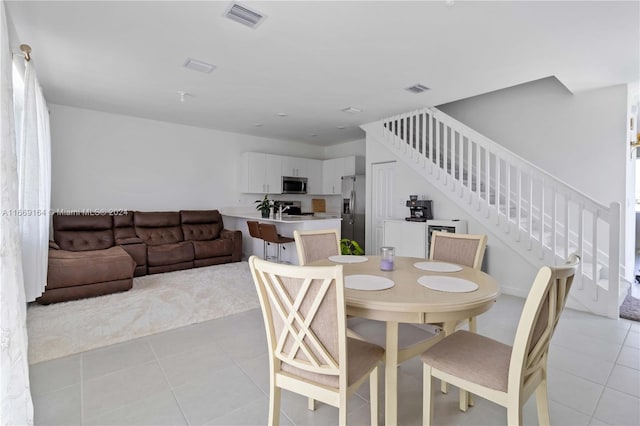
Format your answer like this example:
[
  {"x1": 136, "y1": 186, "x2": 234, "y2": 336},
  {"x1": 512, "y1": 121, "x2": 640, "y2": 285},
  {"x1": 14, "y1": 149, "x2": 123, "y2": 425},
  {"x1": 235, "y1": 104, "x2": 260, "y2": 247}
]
[
  {"x1": 221, "y1": 229, "x2": 242, "y2": 262},
  {"x1": 116, "y1": 237, "x2": 144, "y2": 245},
  {"x1": 49, "y1": 240, "x2": 60, "y2": 250}
]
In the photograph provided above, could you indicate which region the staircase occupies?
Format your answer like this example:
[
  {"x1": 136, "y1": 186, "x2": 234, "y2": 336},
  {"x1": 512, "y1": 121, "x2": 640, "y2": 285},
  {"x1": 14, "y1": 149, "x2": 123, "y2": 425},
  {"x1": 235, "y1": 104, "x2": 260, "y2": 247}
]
[{"x1": 362, "y1": 107, "x2": 623, "y2": 318}]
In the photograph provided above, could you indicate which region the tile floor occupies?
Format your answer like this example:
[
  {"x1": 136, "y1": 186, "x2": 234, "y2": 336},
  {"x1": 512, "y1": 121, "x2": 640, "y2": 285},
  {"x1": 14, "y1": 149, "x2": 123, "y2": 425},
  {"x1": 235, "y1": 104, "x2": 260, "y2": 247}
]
[{"x1": 30, "y1": 295, "x2": 640, "y2": 426}]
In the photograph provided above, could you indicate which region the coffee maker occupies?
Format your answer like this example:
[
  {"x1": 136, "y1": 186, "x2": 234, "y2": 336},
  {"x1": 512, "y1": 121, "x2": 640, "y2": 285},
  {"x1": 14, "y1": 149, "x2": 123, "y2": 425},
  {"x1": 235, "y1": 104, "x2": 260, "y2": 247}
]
[{"x1": 405, "y1": 195, "x2": 433, "y2": 222}]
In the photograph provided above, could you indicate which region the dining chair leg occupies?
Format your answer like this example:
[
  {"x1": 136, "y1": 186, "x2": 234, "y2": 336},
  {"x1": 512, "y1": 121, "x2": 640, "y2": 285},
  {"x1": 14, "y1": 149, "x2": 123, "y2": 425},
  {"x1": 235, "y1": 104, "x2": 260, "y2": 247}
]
[
  {"x1": 269, "y1": 385, "x2": 281, "y2": 426},
  {"x1": 468, "y1": 316, "x2": 477, "y2": 333},
  {"x1": 307, "y1": 397, "x2": 315, "y2": 411},
  {"x1": 369, "y1": 367, "x2": 379, "y2": 426},
  {"x1": 459, "y1": 388, "x2": 470, "y2": 412},
  {"x1": 423, "y1": 365, "x2": 434, "y2": 426},
  {"x1": 535, "y1": 379, "x2": 551, "y2": 426},
  {"x1": 339, "y1": 394, "x2": 348, "y2": 426},
  {"x1": 507, "y1": 403, "x2": 523, "y2": 426},
  {"x1": 440, "y1": 321, "x2": 457, "y2": 394}
]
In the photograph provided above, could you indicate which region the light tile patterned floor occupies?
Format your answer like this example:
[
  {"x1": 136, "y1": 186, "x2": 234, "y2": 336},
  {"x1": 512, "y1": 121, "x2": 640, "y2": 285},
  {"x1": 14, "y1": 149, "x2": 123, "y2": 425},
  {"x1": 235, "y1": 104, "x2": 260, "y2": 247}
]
[{"x1": 30, "y1": 295, "x2": 640, "y2": 426}]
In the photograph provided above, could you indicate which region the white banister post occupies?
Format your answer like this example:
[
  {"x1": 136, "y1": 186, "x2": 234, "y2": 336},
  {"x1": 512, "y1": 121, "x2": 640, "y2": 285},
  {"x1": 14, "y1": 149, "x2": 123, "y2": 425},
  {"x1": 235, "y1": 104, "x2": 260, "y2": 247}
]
[{"x1": 607, "y1": 202, "x2": 621, "y2": 319}]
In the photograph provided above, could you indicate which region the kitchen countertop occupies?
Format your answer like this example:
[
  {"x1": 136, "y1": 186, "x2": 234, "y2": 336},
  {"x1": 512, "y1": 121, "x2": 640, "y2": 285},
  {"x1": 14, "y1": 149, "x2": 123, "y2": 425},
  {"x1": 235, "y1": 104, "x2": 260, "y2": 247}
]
[{"x1": 221, "y1": 212, "x2": 341, "y2": 223}]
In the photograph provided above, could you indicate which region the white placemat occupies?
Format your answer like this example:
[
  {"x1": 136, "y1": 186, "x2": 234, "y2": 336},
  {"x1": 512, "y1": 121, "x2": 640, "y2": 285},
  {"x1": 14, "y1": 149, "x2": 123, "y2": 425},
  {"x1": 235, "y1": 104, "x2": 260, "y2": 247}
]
[
  {"x1": 328, "y1": 255, "x2": 369, "y2": 264},
  {"x1": 345, "y1": 275, "x2": 394, "y2": 291},
  {"x1": 417, "y1": 275, "x2": 478, "y2": 293},
  {"x1": 413, "y1": 261, "x2": 462, "y2": 273}
]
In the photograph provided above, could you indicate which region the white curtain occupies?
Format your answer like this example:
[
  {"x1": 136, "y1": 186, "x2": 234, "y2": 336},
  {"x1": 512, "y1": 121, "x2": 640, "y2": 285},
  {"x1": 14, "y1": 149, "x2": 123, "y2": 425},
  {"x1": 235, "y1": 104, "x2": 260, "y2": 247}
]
[
  {"x1": 0, "y1": 0, "x2": 34, "y2": 424},
  {"x1": 15, "y1": 50, "x2": 51, "y2": 302}
]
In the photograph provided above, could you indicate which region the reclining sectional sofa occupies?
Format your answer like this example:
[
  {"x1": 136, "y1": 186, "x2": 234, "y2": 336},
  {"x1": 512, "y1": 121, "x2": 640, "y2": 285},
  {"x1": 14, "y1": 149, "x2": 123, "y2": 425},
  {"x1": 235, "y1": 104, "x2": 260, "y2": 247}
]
[{"x1": 39, "y1": 210, "x2": 242, "y2": 304}]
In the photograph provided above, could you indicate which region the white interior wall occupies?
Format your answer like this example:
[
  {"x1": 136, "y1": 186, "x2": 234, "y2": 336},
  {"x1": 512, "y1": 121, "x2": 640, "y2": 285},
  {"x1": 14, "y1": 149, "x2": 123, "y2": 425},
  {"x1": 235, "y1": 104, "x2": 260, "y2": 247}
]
[
  {"x1": 438, "y1": 77, "x2": 627, "y2": 208},
  {"x1": 324, "y1": 139, "x2": 365, "y2": 159},
  {"x1": 49, "y1": 104, "x2": 326, "y2": 212}
]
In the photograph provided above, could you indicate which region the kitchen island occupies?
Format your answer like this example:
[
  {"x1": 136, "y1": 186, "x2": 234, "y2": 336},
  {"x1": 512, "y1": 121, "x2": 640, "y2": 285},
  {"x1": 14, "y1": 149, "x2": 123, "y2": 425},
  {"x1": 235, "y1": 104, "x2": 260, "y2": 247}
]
[{"x1": 222, "y1": 212, "x2": 342, "y2": 265}]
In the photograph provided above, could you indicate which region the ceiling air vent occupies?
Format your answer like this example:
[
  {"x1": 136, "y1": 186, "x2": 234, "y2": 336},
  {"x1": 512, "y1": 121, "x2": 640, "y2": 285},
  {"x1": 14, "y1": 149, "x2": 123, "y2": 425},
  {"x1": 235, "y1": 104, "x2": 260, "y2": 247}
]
[
  {"x1": 224, "y1": 2, "x2": 266, "y2": 29},
  {"x1": 405, "y1": 84, "x2": 430, "y2": 94},
  {"x1": 183, "y1": 58, "x2": 216, "y2": 74}
]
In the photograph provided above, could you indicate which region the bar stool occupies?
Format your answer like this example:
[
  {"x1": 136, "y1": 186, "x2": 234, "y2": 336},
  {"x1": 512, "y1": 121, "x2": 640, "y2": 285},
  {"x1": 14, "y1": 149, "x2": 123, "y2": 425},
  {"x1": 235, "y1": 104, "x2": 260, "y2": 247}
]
[
  {"x1": 247, "y1": 221, "x2": 268, "y2": 259},
  {"x1": 259, "y1": 223, "x2": 295, "y2": 264}
]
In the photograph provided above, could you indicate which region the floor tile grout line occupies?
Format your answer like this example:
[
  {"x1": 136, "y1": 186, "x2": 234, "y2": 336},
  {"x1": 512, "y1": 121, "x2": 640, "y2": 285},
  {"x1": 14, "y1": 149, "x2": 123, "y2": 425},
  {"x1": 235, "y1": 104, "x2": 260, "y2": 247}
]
[
  {"x1": 229, "y1": 353, "x2": 298, "y2": 426},
  {"x1": 147, "y1": 339, "x2": 191, "y2": 426}
]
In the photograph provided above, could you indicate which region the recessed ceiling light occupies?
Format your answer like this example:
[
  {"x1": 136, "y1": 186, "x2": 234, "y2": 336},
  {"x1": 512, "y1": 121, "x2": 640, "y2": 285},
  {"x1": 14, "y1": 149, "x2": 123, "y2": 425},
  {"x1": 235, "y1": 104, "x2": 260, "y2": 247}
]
[
  {"x1": 337, "y1": 126, "x2": 346, "y2": 130},
  {"x1": 310, "y1": 134, "x2": 318, "y2": 137},
  {"x1": 405, "y1": 83, "x2": 430, "y2": 94},
  {"x1": 224, "y1": 2, "x2": 267, "y2": 29},
  {"x1": 276, "y1": 113, "x2": 288, "y2": 117},
  {"x1": 254, "y1": 123, "x2": 263, "y2": 127},
  {"x1": 183, "y1": 58, "x2": 216, "y2": 74},
  {"x1": 341, "y1": 107, "x2": 362, "y2": 114}
]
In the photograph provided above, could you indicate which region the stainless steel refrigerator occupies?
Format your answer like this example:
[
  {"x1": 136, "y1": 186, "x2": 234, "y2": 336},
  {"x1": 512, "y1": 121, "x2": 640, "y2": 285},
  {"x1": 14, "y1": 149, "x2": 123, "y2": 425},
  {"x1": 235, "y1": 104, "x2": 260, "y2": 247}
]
[{"x1": 341, "y1": 175, "x2": 365, "y2": 247}]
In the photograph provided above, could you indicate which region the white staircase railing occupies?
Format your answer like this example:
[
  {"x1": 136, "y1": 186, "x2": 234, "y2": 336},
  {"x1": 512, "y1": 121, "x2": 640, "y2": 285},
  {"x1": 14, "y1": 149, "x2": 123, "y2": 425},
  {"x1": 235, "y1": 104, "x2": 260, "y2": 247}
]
[{"x1": 362, "y1": 107, "x2": 621, "y2": 318}]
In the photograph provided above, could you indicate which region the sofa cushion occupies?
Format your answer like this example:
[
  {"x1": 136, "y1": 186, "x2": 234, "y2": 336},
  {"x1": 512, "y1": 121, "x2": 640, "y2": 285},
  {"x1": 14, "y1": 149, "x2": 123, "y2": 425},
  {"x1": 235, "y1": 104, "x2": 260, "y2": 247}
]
[
  {"x1": 192, "y1": 239, "x2": 233, "y2": 260},
  {"x1": 147, "y1": 241, "x2": 194, "y2": 266},
  {"x1": 47, "y1": 246, "x2": 135, "y2": 289},
  {"x1": 53, "y1": 214, "x2": 114, "y2": 252},
  {"x1": 180, "y1": 210, "x2": 223, "y2": 241},
  {"x1": 114, "y1": 211, "x2": 137, "y2": 242},
  {"x1": 134, "y1": 211, "x2": 184, "y2": 246}
]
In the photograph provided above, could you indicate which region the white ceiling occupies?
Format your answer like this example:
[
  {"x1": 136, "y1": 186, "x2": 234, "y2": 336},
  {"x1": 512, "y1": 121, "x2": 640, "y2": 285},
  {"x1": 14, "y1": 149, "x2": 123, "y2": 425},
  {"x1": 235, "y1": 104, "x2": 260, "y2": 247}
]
[{"x1": 6, "y1": 1, "x2": 639, "y2": 146}]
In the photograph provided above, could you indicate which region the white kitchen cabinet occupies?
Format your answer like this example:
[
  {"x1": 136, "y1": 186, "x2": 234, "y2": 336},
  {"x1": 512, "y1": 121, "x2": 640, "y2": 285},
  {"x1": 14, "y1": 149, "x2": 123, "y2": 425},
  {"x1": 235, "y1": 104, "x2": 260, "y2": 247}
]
[
  {"x1": 281, "y1": 156, "x2": 322, "y2": 194},
  {"x1": 383, "y1": 220, "x2": 427, "y2": 258},
  {"x1": 321, "y1": 155, "x2": 366, "y2": 194},
  {"x1": 322, "y1": 157, "x2": 343, "y2": 194},
  {"x1": 304, "y1": 159, "x2": 322, "y2": 194},
  {"x1": 239, "y1": 152, "x2": 282, "y2": 194}
]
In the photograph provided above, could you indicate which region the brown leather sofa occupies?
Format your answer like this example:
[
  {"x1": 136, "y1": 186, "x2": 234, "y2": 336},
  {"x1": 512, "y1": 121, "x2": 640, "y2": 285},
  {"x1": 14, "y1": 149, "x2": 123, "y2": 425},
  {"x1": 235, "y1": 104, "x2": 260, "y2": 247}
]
[
  {"x1": 39, "y1": 210, "x2": 242, "y2": 304},
  {"x1": 40, "y1": 214, "x2": 136, "y2": 305}
]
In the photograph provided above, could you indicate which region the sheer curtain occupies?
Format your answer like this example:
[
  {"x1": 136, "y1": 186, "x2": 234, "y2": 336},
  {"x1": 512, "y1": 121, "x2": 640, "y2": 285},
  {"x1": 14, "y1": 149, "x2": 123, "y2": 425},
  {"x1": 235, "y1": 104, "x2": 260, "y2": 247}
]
[
  {"x1": 0, "y1": 0, "x2": 34, "y2": 424},
  {"x1": 15, "y1": 57, "x2": 51, "y2": 302}
]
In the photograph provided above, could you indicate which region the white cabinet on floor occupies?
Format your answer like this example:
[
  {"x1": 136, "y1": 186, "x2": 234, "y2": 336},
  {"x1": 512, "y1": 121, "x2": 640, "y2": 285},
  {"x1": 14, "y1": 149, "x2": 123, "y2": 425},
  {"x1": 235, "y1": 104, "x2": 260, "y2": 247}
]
[
  {"x1": 383, "y1": 220, "x2": 427, "y2": 258},
  {"x1": 239, "y1": 152, "x2": 281, "y2": 194},
  {"x1": 384, "y1": 219, "x2": 469, "y2": 258}
]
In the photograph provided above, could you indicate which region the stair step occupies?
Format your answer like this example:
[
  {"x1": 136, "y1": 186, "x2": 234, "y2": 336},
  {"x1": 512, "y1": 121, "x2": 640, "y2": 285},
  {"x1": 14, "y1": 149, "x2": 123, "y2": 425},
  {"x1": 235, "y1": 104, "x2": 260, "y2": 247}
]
[{"x1": 582, "y1": 262, "x2": 604, "y2": 280}]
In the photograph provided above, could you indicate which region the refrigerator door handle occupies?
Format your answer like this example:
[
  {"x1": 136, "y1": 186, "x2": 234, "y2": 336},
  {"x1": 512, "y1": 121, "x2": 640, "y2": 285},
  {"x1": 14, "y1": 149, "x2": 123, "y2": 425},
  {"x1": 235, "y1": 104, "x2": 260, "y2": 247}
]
[{"x1": 349, "y1": 190, "x2": 355, "y2": 224}]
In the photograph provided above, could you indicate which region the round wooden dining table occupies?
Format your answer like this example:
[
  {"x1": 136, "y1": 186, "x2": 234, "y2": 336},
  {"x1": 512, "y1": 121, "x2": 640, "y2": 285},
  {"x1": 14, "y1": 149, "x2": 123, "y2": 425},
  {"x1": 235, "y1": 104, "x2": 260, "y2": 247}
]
[{"x1": 309, "y1": 255, "x2": 500, "y2": 426}]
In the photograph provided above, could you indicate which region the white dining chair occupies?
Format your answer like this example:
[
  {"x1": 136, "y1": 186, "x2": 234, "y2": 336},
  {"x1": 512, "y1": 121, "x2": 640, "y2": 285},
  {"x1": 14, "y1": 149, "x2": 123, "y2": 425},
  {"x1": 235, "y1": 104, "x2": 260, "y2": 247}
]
[
  {"x1": 421, "y1": 254, "x2": 579, "y2": 425},
  {"x1": 248, "y1": 256, "x2": 384, "y2": 426},
  {"x1": 293, "y1": 228, "x2": 341, "y2": 265}
]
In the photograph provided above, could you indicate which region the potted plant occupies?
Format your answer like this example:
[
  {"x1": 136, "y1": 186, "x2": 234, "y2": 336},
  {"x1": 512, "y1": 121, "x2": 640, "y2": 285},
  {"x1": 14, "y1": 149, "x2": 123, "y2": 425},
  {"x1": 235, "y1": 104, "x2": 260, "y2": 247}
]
[
  {"x1": 255, "y1": 195, "x2": 273, "y2": 218},
  {"x1": 340, "y1": 238, "x2": 364, "y2": 255}
]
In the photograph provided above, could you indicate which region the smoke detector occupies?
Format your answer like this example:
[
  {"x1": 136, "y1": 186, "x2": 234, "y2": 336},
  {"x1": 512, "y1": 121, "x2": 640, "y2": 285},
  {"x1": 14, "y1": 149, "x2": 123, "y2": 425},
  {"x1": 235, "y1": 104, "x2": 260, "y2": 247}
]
[{"x1": 224, "y1": 2, "x2": 267, "y2": 29}]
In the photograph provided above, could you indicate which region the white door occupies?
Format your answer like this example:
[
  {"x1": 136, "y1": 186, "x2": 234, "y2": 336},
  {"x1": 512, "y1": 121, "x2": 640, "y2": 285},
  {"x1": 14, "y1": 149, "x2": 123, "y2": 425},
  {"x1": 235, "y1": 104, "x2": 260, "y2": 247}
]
[{"x1": 371, "y1": 161, "x2": 395, "y2": 254}]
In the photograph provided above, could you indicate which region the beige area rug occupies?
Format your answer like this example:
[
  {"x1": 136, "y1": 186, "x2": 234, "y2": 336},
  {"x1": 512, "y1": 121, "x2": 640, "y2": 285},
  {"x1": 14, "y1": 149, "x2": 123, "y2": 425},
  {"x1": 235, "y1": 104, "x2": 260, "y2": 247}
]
[{"x1": 27, "y1": 262, "x2": 259, "y2": 364}]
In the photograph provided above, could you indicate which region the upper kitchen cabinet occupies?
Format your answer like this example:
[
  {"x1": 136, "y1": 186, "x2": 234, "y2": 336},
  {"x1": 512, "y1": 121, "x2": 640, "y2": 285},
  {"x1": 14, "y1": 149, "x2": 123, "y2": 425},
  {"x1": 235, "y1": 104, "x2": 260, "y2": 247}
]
[
  {"x1": 321, "y1": 156, "x2": 365, "y2": 194},
  {"x1": 322, "y1": 158, "x2": 343, "y2": 194},
  {"x1": 239, "y1": 152, "x2": 282, "y2": 194},
  {"x1": 281, "y1": 156, "x2": 322, "y2": 194}
]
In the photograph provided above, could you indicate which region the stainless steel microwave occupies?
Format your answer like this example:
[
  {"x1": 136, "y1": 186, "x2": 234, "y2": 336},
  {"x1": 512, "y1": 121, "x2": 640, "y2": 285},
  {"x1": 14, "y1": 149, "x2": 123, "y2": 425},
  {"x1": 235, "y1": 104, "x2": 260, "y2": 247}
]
[{"x1": 282, "y1": 176, "x2": 308, "y2": 194}]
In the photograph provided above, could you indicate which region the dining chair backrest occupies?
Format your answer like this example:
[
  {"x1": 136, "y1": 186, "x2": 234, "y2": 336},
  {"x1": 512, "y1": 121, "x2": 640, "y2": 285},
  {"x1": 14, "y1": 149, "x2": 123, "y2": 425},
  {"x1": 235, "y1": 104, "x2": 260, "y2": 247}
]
[
  {"x1": 249, "y1": 255, "x2": 347, "y2": 388},
  {"x1": 293, "y1": 228, "x2": 341, "y2": 265},
  {"x1": 508, "y1": 254, "x2": 579, "y2": 395},
  {"x1": 247, "y1": 221, "x2": 261, "y2": 239},
  {"x1": 429, "y1": 231, "x2": 488, "y2": 269}
]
